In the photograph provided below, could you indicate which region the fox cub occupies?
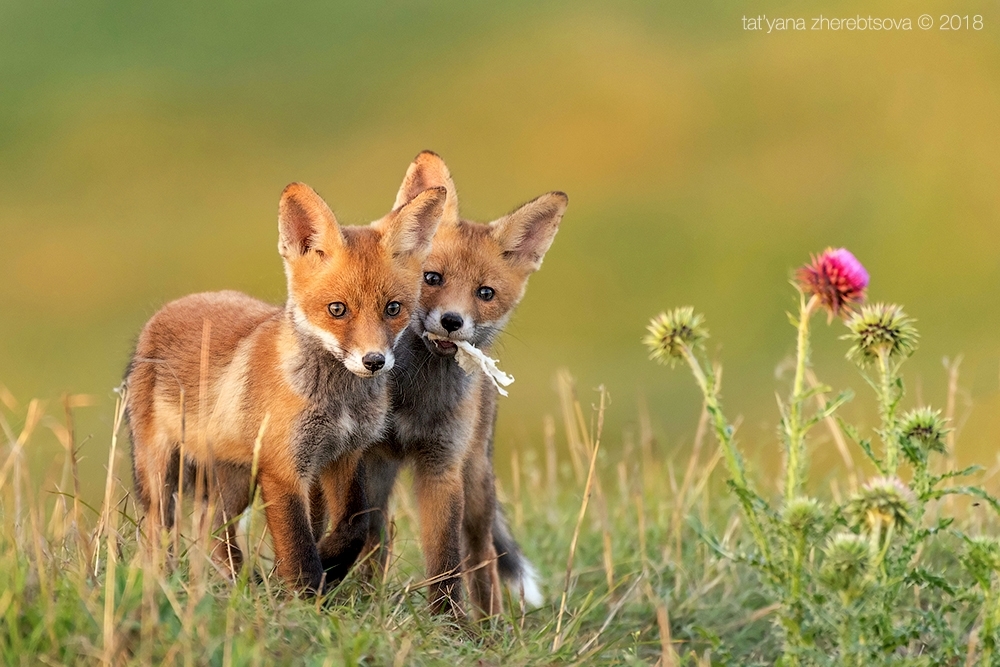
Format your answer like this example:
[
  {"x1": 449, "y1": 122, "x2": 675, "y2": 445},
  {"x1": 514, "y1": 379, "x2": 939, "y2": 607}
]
[
  {"x1": 331, "y1": 151, "x2": 567, "y2": 616},
  {"x1": 126, "y1": 182, "x2": 445, "y2": 591}
]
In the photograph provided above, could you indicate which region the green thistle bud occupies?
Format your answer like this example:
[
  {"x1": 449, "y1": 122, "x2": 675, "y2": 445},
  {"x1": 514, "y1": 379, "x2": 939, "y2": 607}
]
[
  {"x1": 821, "y1": 532, "x2": 870, "y2": 592},
  {"x1": 847, "y1": 476, "x2": 915, "y2": 534},
  {"x1": 900, "y1": 407, "x2": 949, "y2": 456},
  {"x1": 783, "y1": 496, "x2": 824, "y2": 535},
  {"x1": 842, "y1": 303, "x2": 918, "y2": 367},
  {"x1": 962, "y1": 536, "x2": 1000, "y2": 587},
  {"x1": 643, "y1": 307, "x2": 708, "y2": 367}
]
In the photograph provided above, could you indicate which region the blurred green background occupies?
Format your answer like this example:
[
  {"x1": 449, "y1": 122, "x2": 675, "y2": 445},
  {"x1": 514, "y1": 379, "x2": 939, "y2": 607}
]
[{"x1": 2, "y1": 1, "x2": 999, "y2": 501}]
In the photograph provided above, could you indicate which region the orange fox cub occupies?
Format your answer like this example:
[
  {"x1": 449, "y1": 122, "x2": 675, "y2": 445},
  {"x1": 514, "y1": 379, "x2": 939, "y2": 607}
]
[
  {"x1": 333, "y1": 151, "x2": 566, "y2": 616},
  {"x1": 126, "y1": 182, "x2": 445, "y2": 592}
]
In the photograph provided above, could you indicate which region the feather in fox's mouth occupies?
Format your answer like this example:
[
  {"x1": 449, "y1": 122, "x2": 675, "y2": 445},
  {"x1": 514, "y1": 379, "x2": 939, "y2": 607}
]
[{"x1": 422, "y1": 331, "x2": 515, "y2": 396}]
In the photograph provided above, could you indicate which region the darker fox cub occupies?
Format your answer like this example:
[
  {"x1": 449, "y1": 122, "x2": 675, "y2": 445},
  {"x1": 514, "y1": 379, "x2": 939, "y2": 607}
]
[
  {"x1": 331, "y1": 151, "x2": 567, "y2": 616},
  {"x1": 126, "y1": 181, "x2": 445, "y2": 592}
]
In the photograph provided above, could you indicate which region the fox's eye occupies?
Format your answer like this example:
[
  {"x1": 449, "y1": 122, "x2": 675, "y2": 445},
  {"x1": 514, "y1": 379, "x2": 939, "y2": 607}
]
[
  {"x1": 476, "y1": 286, "x2": 495, "y2": 302},
  {"x1": 424, "y1": 271, "x2": 443, "y2": 287},
  {"x1": 385, "y1": 301, "x2": 401, "y2": 317},
  {"x1": 328, "y1": 302, "x2": 347, "y2": 318}
]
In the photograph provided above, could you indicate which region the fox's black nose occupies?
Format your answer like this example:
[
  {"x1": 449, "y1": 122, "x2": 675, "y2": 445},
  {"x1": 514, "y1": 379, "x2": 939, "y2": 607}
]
[
  {"x1": 362, "y1": 352, "x2": 385, "y2": 372},
  {"x1": 441, "y1": 312, "x2": 464, "y2": 333}
]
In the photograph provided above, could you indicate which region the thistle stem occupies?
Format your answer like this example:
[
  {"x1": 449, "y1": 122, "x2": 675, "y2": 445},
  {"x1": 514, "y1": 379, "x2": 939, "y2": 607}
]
[
  {"x1": 775, "y1": 294, "x2": 820, "y2": 667},
  {"x1": 679, "y1": 344, "x2": 773, "y2": 569},
  {"x1": 876, "y1": 349, "x2": 900, "y2": 475},
  {"x1": 784, "y1": 533, "x2": 808, "y2": 665},
  {"x1": 785, "y1": 294, "x2": 819, "y2": 504},
  {"x1": 836, "y1": 595, "x2": 858, "y2": 667},
  {"x1": 680, "y1": 345, "x2": 746, "y2": 489},
  {"x1": 982, "y1": 576, "x2": 1000, "y2": 666}
]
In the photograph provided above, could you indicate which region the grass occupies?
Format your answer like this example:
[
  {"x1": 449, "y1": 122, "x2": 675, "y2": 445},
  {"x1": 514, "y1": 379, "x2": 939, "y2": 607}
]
[{"x1": 0, "y1": 365, "x2": 993, "y2": 666}]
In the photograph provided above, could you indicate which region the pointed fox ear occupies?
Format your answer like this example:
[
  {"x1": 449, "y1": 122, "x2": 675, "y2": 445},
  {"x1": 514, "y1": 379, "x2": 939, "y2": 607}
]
[
  {"x1": 393, "y1": 151, "x2": 459, "y2": 224},
  {"x1": 381, "y1": 186, "x2": 447, "y2": 261},
  {"x1": 278, "y1": 183, "x2": 344, "y2": 260},
  {"x1": 490, "y1": 192, "x2": 568, "y2": 271}
]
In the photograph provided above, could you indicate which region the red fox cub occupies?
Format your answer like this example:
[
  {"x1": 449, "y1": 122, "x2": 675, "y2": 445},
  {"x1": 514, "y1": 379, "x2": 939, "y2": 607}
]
[
  {"x1": 126, "y1": 182, "x2": 446, "y2": 592},
  {"x1": 333, "y1": 151, "x2": 567, "y2": 616}
]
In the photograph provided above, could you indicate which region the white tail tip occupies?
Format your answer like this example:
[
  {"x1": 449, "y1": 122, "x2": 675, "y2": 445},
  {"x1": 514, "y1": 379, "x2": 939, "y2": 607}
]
[{"x1": 514, "y1": 561, "x2": 543, "y2": 608}]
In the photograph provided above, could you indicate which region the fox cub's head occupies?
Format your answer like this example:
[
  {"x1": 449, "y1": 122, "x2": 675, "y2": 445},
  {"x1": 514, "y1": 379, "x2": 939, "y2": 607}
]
[
  {"x1": 278, "y1": 182, "x2": 445, "y2": 377},
  {"x1": 391, "y1": 151, "x2": 567, "y2": 357}
]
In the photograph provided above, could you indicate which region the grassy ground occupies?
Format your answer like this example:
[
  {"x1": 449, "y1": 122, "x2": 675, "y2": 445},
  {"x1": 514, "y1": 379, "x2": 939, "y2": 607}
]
[{"x1": 0, "y1": 368, "x2": 989, "y2": 666}]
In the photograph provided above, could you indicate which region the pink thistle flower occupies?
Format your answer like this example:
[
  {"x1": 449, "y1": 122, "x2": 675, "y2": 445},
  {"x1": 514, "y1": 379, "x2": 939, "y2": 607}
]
[{"x1": 796, "y1": 248, "x2": 869, "y2": 318}]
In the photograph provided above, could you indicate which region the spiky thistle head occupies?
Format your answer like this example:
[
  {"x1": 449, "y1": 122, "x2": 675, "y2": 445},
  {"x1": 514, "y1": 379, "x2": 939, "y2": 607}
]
[
  {"x1": 821, "y1": 532, "x2": 871, "y2": 593},
  {"x1": 783, "y1": 496, "x2": 824, "y2": 535},
  {"x1": 643, "y1": 307, "x2": 708, "y2": 367},
  {"x1": 847, "y1": 476, "x2": 915, "y2": 533},
  {"x1": 843, "y1": 303, "x2": 918, "y2": 366},
  {"x1": 962, "y1": 536, "x2": 1000, "y2": 587},
  {"x1": 796, "y1": 247, "x2": 869, "y2": 319},
  {"x1": 900, "y1": 407, "x2": 949, "y2": 463}
]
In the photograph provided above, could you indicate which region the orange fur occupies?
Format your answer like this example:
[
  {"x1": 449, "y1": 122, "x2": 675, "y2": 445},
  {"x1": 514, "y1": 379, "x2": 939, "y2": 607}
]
[{"x1": 126, "y1": 182, "x2": 444, "y2": 592}]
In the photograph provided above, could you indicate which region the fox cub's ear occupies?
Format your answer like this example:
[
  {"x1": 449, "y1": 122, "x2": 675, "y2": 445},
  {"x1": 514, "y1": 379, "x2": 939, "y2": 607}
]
[
  {"x1": 278, "y1": 182, "x2": 345, "y2": 260},
  {"x1": 490, "y1": 192, "x2": 568, "y2": 272},
  {"x1": 394, "y1": 151, "x2": 459, "y2": 224},
  {"x1": 381, "y1": 186, "x2": 447, "y2": 261}
]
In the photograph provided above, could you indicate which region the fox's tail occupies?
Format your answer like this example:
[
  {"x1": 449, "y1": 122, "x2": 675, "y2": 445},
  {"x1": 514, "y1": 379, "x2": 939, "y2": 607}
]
[{"x1": 493, "y1": 506, "x2": 543, "y2": 607}]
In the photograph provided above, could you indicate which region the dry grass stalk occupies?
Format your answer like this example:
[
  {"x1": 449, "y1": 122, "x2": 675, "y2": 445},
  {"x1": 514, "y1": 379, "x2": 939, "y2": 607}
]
[
  {"x1": 657, "y1": 601, "x2": 679, "y2": 667},
  {"x1": 575, "y1": 574, "x2": 643, "y2": 658},
  {"x1": 558, "y1": 373, "x2": 615, "y2": 592},
  {"x1": 101, "y1": 389, "x2": 127, "y2": 665},
  {"x1": 673, "y1": 398, "x2": 710, "y2": 557},
  {"x1": 511, "y1": 447, "x2": 523, "y2": 529},
  {"x1": 556, "y1": 370, "x2": 585, "y2": 484},
  {"x1": 944, "y1": 355, "x2": 963, "y2": 472},
  {"x1": 552, "y1": 383, "x2": 606, "y2": 652},
  {"x1": 637, "y1": 394, "x2": 655, "y2": 480},
  {"x1": 544, "y1": 414, "x2": 557, "y2": 494}
]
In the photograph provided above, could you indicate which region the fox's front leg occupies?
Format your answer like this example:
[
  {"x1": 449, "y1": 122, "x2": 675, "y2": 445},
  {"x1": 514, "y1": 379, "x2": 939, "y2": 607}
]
[
  {"x1": 258, "y1": 468, "x2": 325, "y2": 593},
  {"x1": 359, "y1": 451, "x2": 403, "y2": 581},
  {"x1": 316, "y1": 452, "x2": 370, "y2": 583},
  {"x1": 414, "y1": 461, "x2": 465, "y2": 615}
]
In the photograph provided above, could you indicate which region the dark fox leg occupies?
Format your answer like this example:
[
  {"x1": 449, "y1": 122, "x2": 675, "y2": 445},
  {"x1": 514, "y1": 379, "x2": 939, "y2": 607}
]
[
  {"x1": 316, "y1": 453, "x2": 370, "y2": 585},
  {"x1": 125, "y1": 356, "x2": 182, "y2": 544},
  {"x1": 137, "y1": 444, "x2": 181, "y2": 544},
  {"x1": 127, "y1": 382, "x2": 180, "y2": 545},
  {"x1": 359, "y1": 451, "x2": 402, "y2": 580},
  {"x1": 309, "y1": 483, "x2": 328, "y2": 541},
  {"x1": 206, "y1": 462, "x2": 251, "y2": 577},
  {"x1": 462, "y1": 447, "x2": 502, "y2": 619},
  {"x1": 414, "y1": 461, "x2": 465, "y2": 615},
  {"x1": 258, "y1": 469, "x2": 324, "y2": 593}
]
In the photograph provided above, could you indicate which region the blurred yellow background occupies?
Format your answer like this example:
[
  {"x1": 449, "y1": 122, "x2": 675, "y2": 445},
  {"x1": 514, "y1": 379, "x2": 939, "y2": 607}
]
[{"x1": 2, "y1": 1, "x2": 998, "y2": 500}]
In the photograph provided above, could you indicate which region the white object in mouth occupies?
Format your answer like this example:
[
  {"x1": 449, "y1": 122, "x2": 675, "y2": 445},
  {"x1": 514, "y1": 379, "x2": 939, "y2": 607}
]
[{"x1": 424, "y1": 332, "x2": 515, "y2": 396}]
